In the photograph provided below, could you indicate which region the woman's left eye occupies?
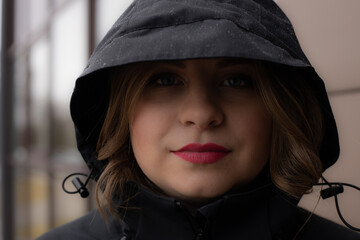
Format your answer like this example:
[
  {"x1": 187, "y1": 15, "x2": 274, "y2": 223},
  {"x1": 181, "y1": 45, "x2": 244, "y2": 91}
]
[
  {"x1": 222, "y1": 75, "x2": 253, "y2": 88},
  {"x1": 149, "y1": 74, "x2": 182, "y2": 87}
]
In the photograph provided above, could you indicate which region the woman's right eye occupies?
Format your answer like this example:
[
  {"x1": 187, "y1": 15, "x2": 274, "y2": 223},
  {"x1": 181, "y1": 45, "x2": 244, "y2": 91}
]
[{"x1": 150, "y1": 74, "x2": 182, "y2": 87}]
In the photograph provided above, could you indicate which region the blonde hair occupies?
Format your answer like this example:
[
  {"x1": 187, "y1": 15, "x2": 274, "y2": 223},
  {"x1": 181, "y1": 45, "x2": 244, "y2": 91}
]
[{"x1": 95, "y1": 60, "x2": 324, "y2": 217}]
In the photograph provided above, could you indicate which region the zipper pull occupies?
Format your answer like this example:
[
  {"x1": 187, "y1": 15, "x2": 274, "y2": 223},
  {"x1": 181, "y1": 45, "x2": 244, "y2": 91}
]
[{"x1": 195, "y1": 230, "x2": 204, "y2": 240}]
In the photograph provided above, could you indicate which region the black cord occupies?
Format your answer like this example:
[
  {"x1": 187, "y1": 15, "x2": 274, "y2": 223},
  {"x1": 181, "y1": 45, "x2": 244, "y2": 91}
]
[
  {"x1": 83, "y1": 168, "x2": 94, "y2": 187},
  {"x1": 62, "y1": 172, "x2": 88, "y2": 194},
  {"x1": 62, "y1": 169, "x2": 94, "y2": 197},
  {"x1": 314, "y1": 177, "x2": 360, "y2": 232},
  {"x1": 315, "y1": 178, "x2": 360, "y2": 192}
]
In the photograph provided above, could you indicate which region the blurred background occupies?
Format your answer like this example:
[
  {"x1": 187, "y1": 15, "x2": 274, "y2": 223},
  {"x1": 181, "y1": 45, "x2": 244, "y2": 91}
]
[{"x1": 0, "y1": 0, "x2": 359, "y2": 239}]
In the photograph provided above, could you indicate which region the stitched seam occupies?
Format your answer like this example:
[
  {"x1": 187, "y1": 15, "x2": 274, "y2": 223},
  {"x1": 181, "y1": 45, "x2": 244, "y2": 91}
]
[
  {"x1": 106, "y1": 18, "x2": 294, "y2": 60},
  {"x1": 96, "y1": 16, "x2": 300, "y2": 64},
  {"x1": 108, "y1": 17, "x2": 244, "y2": 41}
]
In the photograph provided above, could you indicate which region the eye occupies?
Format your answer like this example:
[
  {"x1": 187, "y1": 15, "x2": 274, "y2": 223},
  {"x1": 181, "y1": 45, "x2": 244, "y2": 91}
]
[
  {"x1": 149, "y1": 73, "x2": 183, "y2": 87},
  {"x1": 222, "y1": 75, "x2": 253, "y2": 88}
]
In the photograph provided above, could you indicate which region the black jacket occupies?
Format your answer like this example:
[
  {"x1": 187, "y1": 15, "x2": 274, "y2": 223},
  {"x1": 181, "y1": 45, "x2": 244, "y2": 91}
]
[
  {"x1": 38, "y1": 182, "x2": 360, "y2": 239},
  {"x1": 37, "y1": 0, "x2": 360, "y2": 239}
]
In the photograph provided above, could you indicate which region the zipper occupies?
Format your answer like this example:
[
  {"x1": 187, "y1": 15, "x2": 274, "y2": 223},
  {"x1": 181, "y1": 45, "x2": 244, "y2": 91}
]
[{"x1": 175, "y1": 201, "x2": 209, "y2": 240}]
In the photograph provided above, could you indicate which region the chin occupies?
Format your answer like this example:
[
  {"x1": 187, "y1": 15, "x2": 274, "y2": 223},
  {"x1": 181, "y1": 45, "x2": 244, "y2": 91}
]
[{"x1": 172, "y1": 183, "x2": 232, "y2": 203}]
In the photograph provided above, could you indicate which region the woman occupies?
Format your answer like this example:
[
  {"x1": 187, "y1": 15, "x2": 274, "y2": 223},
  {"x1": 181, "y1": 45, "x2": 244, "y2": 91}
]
[{"x1": 38, "y1": 0, "x2": 360, "y2": 239}]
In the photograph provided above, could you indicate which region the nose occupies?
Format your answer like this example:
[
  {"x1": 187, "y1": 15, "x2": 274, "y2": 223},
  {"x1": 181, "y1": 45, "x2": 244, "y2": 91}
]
[{"x1": 179, "y1": 89, "x2": 224, "y2": 130}]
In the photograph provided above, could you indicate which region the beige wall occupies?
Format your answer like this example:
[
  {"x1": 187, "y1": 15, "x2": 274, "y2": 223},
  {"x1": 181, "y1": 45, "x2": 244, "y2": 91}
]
[{"x1": 276, "y1": 0, "x2": 360, "y2": 228}]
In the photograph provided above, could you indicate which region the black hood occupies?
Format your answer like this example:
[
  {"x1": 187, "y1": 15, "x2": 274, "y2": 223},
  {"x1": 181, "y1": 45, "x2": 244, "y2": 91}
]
[{"x1": 70, "y1": 0, "x2": 339, "y2": 180}]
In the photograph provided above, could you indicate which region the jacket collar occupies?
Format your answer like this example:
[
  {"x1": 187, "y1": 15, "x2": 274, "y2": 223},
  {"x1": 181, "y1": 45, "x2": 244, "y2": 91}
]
[{"x1": 118, "y1": 181, "x2": 283, "y2": 239}]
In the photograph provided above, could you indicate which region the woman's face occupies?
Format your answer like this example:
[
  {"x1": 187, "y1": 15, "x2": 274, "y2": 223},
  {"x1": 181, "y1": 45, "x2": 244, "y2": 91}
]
[{"x1": 130, "y1": 58, "x2": 272, "y2": 204}]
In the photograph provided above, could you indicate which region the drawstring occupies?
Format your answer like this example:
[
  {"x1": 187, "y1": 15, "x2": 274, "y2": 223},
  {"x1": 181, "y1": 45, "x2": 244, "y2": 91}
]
[{"x1": 62, "y1": 168, "x2": 94, "y2": 198}]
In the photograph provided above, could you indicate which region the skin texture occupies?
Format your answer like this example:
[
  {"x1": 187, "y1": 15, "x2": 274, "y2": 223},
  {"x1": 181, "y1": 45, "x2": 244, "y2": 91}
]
[{"x1": 130, "y1": 58, "x2": 272, "y2": 205}]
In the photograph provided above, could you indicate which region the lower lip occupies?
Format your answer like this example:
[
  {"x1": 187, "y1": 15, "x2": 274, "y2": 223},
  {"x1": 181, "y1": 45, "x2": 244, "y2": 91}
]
[{"x1": 173, "y1": 152, "x2": 229, "y2": 164}]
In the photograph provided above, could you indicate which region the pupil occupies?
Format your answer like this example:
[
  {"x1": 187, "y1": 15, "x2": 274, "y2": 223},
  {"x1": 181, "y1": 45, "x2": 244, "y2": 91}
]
[
  {"x1": 229, "y1": 78, "x2": 241, "y2": 86},
  {"x1": 161, "y1": 76, "x2": 174, "y2": 85}
]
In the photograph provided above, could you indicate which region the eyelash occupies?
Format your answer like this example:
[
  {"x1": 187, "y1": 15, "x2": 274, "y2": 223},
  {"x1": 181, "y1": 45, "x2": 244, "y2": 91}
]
[
  {"x1": 221, "y1": 75, "x2": 253, "y2": 88},
  {"x1": 149, "y1": 73, "x2": 183, "y2": 87},
  {"x1": 148, "y1": 73, "x2": 253, "y2": 88}
]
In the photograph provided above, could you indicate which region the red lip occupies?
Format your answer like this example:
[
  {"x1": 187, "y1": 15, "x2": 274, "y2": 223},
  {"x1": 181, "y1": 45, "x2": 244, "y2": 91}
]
[{"x1": 172, "y1": 143, "x2": 230, "y2": 164}]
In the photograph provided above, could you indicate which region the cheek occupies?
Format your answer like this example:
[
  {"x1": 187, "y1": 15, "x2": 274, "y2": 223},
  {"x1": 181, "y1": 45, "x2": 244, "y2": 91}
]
[
  {"x1": 246, "y1": 105, "x2": 272, "y2": 142},
  {"x1": 249, "y1": 110, "x2": 272, "y2": 170},
  {"x1": 229, "y1": 101, "x2": 272, "y2": 165},
  {"x1": 130, "y1": 100, "x2": 176, "y2": 160}
]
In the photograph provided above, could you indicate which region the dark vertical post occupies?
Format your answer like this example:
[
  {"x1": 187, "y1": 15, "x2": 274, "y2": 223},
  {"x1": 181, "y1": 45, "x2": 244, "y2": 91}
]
[
  {"x1": 1, "y1": 0, "x2": 15, "y2": 239},
  {"x1": 22, "y1": 0, "x2": 32, "y2": 236},
  {"x1": 46, "y1": 0, "x2": 56, "y2": 229},
  {"x1": 22, "y1": 52, "x2": 32, "y2": 238}
]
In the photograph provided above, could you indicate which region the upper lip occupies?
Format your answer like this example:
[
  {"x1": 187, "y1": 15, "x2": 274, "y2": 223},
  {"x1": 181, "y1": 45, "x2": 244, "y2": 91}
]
[{"x1": 174, "y1": 143, "x2": 230, "y2": 152}]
